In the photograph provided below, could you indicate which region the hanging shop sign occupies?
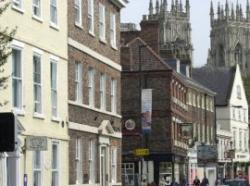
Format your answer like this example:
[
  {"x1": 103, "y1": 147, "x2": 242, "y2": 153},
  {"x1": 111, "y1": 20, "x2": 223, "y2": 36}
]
[
  {"x1": 197, "y1": 144, "x2": 217, "y2": 164},
  {"x1": 134, "y1": 148, "x2": 150, "y2": 156}
]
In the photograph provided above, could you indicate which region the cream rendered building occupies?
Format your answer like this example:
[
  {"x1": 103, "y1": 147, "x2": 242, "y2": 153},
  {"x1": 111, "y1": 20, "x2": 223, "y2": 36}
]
[{"x1": 0, "y1": 0, "x2": 68, "y2": 186}]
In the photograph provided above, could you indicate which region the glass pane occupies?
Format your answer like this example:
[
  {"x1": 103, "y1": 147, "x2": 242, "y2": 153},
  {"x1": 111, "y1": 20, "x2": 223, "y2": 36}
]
[
  {"x1": 52, "y1": 172, "x2": 58, "y2": 186},
  {"x1": 52, "y1": 144, "x2": 58, "y2": 169},
  {"x1": 33, "y1": 171, "x2": 41, "y2": 186},
  {"x1": 12, "y1": 49, "x2": 21, "y2": 78}
]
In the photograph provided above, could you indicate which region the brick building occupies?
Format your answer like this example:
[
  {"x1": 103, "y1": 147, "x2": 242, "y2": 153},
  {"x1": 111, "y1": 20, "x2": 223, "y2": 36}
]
[
  {"x1": 121, "y1": 37, "x2": 190, "y2": 185},
  {"x1": 121, "y1": 1, "x2": 217, "y2": 184},
  {"x1": 67, "y1": 0, "x2": 127, "y2": 185}
]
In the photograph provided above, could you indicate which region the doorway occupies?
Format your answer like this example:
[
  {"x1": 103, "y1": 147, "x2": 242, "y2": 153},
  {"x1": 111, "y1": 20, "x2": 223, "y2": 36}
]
[{"x1": 100, "y1": 146, "x2": 108, "y2": 186}]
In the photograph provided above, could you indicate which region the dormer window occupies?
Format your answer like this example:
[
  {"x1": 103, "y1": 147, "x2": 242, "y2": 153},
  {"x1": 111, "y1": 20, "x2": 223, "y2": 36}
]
[{"x1": 237, "y1": 85, "x2": 241, "y2": 99}]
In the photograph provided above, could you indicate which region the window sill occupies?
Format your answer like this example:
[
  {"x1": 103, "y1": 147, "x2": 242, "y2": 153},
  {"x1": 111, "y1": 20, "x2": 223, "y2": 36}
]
[
  {"x1": 12, "y1": 6, "x2": 24, "y2": 14},
  {"x1": 33, "y1": 113, "x2": 45, "y2": 120},
  {"x1": 111, "y1": 44, "x2": 118, "y2": 51},
  {"x1": 99, "y1": 38, "x2": 107, "y2": 44},
  {"x1": 50, "y1": 22, "x2": 60, "y2": 31},
  {"x1": 13, "y1": 108, "x2": 25, "y2": 116},
  {"x1": 75, "y1": 22, "x2": 83, "y2": 29},
  {"x1": 51, "y1": 116, "x2": 61, "y2": 123},
  {"x1": 69, "y1": 100, "x2": 122, "y2": 118},
  {"x1": 32, "y1": 15, "x2": 43, "y2": 23},
  {"x1": 88, "y1": 31, "x2": 95, "y2": 37}
]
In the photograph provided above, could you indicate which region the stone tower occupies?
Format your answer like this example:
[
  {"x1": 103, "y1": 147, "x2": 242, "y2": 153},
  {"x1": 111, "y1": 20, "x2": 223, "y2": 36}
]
[
  {"x1": 141, "y1": 0, "x2": 193, "y2": 65},
  {"x1": 208, "y1": 0, "x2": 250, "y2": 76}
]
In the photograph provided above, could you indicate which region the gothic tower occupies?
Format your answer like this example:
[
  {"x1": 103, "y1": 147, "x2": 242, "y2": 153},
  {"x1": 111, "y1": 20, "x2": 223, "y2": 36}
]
[
  {"x1": 208, "y1": 0, "x2": 250, "y2": 76},
  {"x1": 141, "y1": 0, "x2": 193, "y2": 66}
]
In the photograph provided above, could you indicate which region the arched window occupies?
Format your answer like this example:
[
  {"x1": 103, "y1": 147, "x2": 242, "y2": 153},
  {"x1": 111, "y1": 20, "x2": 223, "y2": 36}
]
[
  {"x1": 235, "y1": 43, "x2": 243, "y2": 66},
  {"x1": 218, "y1": 44, "x2": 225, "y2": 66}
]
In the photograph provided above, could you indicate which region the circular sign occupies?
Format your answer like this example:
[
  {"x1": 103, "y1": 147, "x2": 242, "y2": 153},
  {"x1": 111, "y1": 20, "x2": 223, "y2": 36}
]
[{"x1": 125, "y1": 119, "x2": 136, "y2": 131}]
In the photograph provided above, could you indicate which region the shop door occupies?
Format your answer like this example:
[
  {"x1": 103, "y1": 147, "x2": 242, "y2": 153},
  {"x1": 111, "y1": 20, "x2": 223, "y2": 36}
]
[{"x1": 100, "y1": 146, "x2": 108, "y2": 186}]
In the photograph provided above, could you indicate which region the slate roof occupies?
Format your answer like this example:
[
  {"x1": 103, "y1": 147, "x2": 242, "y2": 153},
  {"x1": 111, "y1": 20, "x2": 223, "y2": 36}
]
[{"x1": 192, "y1": 66, "x2": 236, "y2": 106}]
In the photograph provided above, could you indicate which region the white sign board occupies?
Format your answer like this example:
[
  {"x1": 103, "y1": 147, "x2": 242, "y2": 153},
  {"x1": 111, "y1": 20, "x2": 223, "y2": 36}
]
[
  {"x1": 197, "y1": 145, "x2": 217, "y2": 164},
  {"x1": 26, "y1": 136, "x2": 48, "y2": 151}
]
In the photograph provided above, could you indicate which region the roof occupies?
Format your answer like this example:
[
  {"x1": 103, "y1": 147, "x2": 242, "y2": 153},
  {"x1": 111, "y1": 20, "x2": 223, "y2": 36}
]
[{"x1": 192, "y1": 66, "x2": 236, "y2": 106}]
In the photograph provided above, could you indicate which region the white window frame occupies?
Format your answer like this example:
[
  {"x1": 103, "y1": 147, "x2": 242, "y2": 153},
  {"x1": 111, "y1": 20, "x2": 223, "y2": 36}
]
[
  {"x1": 50, "y1": 58, "x2": 58, "y2": 119},
  {"x1": 75, "y1": 62, "x2": 83, "y2": 103},
  {"x1": 111, "y1": 79, "x2": 117, "y2": 113},
  {"x1": 111, "y1": 148, "x2": 117, "y2": 183},
  {"x1": 74, "y1": 0, "x2": 82, "y2": 27},
  {"x1": 50, "y1": 0, "x2": 58, "y2": 26},
  {"x1": 88, "y1": 0, "x2": 94, "y2": 35},
  {"x1": 100, "y1": 73, "x2": 106, "y2": 110},
  {"x1": 89, "y1": 140, "x2": 96, "y2": 184},
  {"x1": 75, "y1": 137, "x2": 83, "y2": 184},
  {"x1": 33, "y1": 53, "x2": 43, "y2": 115},
  {"x1": 88, "y1": 68, "x2": 95, "y2": 108},
  {"x1": 51, "y1": 141, "x2": 60, "y2": 186},
  {"x1": 33, "y1": 150, "x2": 42, "y2": 186},
  {"x1": 110, "y1": 12, "x2": 117, "y2": 48},
  {"x1": 12, "y1": 0, "x2": 23, "y2": 11},
  {"x1": 99, "y1": 3, "x2": 106, "y2": 41},
  {"x1": 12, "y1": 46, "x2": 23, "y2": 112},
  {"x1": 32, "y1": 0, "x2": 41, "y2": 19}
]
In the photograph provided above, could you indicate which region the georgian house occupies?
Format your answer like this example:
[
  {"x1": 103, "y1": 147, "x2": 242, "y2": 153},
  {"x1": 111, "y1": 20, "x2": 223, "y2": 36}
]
[
  {"x1": 67, "y1": 0, "x2": 127, "y2": 185},
  {"x1": 193, "y1": 65, "x2": 250, "y2": 179},
  {"x1": 0, "y1": 0, "x2": 69, "y2": 186},
  {"x1": 121, "y1": 37, "x2": 190, "y2": 185}
]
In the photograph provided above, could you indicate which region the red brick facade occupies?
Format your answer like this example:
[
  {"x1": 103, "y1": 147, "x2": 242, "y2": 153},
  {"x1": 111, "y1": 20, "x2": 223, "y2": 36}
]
[{"x1": 68, "y1": 0, "x2": 124, "y2": 185}]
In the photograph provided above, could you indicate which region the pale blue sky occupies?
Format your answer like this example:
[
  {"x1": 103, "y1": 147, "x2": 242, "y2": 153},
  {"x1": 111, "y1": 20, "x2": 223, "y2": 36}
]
[{"x1": 121, "y1": 0, "x2": 247, "y2": 67}]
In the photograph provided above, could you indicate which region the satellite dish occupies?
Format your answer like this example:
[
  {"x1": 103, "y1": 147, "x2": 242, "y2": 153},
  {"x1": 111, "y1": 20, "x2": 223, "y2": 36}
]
[{"x1": 125, "y1": 119, "x2": 136, "y2": 131}]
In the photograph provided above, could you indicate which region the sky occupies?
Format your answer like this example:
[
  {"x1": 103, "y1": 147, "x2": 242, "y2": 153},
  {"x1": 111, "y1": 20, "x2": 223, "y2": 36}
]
[{"x1": 121, "y1": 0, "x2": 247, "y2": 67}]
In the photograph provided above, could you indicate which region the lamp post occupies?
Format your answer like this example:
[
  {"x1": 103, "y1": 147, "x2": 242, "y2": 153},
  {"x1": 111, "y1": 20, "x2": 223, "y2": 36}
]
[{"x1": 138, "y1": 44, "x2": 149, "y2": 185}]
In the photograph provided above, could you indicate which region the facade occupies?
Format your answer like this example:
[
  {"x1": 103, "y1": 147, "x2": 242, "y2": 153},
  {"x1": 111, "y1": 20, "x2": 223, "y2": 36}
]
[
  {"x1": 193, "y1": 65, "x2": 250, "y2": 180},
  {"x1": 207, "y1": 1, "x2": 250, "y2": 76},
  {"x1": 67, "y1": 0, "x2": 127, "y2": 186},
  {"x1": 121, "y1": 37, "x2": 190, "y2": 185},
  {"x1": 184, "y1": 77, "x2": 216, "y2": 185},
  {"x1": 216, "y1": 126, "x2": 232, "y2": 181},
  {"x1": 0, "y1": 0, "x2": 69, "y2": 186}
]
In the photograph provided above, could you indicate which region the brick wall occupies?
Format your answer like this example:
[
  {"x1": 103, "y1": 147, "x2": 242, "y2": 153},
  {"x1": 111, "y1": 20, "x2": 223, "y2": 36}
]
[{"x1": 68, "y1": 0, "x2": 121, "y2": 63}]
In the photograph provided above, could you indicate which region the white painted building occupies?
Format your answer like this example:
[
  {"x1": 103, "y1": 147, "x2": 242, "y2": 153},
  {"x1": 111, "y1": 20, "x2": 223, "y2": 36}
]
[
  {"x1": 217, "y1": 125, "x2": 232, "y2": 180},
  {"x1": 193, "y1": 64, "x2": 250, "y2": 180}
]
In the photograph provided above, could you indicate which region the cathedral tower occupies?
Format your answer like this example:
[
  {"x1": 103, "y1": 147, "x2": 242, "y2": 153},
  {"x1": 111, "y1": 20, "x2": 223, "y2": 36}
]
[
  {"x1": 208, "y1": 0, "x2": 250, "y2": 76},
  {"x1": 141, "y1": 0, "x2": 193, "y2": 66}
]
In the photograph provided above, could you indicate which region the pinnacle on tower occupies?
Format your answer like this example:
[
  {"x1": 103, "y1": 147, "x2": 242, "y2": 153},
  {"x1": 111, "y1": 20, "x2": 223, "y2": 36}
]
[
  {"x1": 231, "y1": 3, "x2": 235, "y2": 20},
  {"x1": 221, "y1": 5, "x2": 224, "y2": 19},
  {"x1": 210, "y1": 1, "x2": 214, "y2": 24},
  {"x1": 156, "y1": 0, "x2": 160, "y2": 14},
  {"x1": 247, "y1": 0, "x2": 250, "y2": 20},
  {"x1": 149, "y1": 0, "x2": 153, "y2": 15},
  {"x1": 225, "y1": 0, "x2": 229, "y2": 18},
  {"x1": 236, "y1": 0, "x2": 240, "y2": 21},
  {"x1": 175, "y1": 0, "x2": 179, "y2": 12},
  {"x1": 186, "y1": 0, "x2": 190, "y2": 16},
  {"x1": 217, "y1": 2, "x2": 221, "y2": 20},
  {"x1": 163, "y1": 0, "x2": 168, "y2": 12},
  {"x1": 171, "y1": 0, "x2": 175, "y2": 13},
  {"x1": 179, "y1": 0, "x2": 183, "y2": 12},
  {"x1": 240, "y1": 4, "x2": 243, "y2": 20}
]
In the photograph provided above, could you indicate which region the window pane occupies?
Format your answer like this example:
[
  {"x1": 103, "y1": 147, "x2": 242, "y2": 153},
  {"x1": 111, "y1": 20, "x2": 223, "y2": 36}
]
[
  {"x1": 33, "y1": 171, "x2": 41, "y2": 186},
  {"x1": 50, "y1": 0, "x2": 58, "y2": 24},
  {"x1": 52, "y1": 144, "x2": 58, "y2": 169},
  {"x1": 52, "y1": 172, "x2": 58, "y2": 186}
]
